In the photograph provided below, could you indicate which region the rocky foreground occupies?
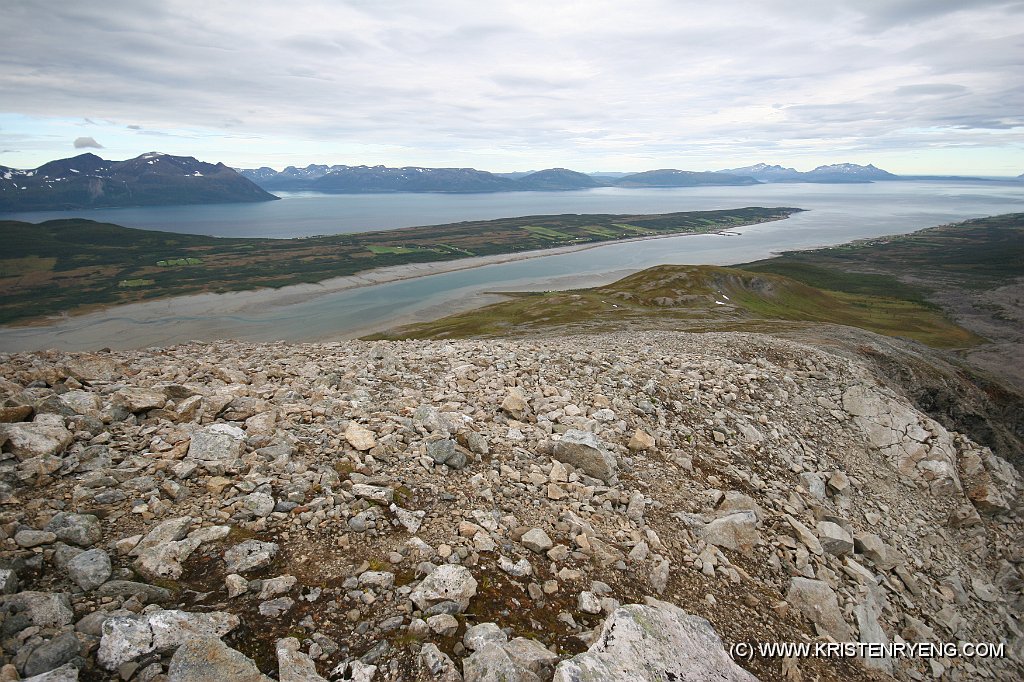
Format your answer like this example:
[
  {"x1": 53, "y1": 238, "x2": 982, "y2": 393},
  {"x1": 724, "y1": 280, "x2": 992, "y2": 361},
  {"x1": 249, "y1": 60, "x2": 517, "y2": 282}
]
[{"x1": 0, "y1": 331, "x2": 1020, "y2": 681}]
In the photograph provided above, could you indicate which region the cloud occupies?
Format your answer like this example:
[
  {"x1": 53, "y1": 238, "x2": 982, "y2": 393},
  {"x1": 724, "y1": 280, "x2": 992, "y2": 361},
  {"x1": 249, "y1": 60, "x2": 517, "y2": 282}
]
[
  {"x1": 0, "y1": 0, "x2": 1021, "y2": 172},
  {"x1": 73, "y1": 136, "x2": 103, "y2": 148}
]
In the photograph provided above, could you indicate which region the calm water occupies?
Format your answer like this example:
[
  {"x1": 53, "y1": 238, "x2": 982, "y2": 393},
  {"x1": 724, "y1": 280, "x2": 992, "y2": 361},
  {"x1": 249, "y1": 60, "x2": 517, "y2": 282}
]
[{"x1": 1, "y1": 181, "x2": 1021, "y2": 351}]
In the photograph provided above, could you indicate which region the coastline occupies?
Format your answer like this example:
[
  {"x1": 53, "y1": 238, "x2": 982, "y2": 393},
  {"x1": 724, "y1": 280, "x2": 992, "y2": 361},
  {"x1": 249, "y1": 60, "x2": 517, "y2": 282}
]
[{"x1": 0, "y1": 226, "x2": 745, "y2": 352}]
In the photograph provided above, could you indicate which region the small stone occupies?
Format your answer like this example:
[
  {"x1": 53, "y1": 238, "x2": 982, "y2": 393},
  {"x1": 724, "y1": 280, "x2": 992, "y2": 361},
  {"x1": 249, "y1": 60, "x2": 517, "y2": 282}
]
[
  {"x1": 66, "y1": 548, "x2": 112, "y2": 591},
  {"x1": 627, "y1": 429, "x2": 656, "y2": 451},
  {"x1": 15, "y1": 530, "x2": 57, "y2": 548},
  {"x1": 521, "y1": 528, "x2": 554, "y2": 554},
  {"x1": 345, "y1": 423, "x2": 377, "y2": 451},
  {"x1": 426, "y1": 613, "x2": 459, "y2": 636}
]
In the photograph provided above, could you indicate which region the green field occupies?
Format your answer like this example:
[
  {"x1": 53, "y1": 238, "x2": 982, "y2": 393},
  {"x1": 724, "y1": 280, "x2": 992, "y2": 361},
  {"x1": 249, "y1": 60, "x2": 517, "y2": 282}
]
[{"x1": 0, "y1": 206, "x2": 798, "y2": 324}]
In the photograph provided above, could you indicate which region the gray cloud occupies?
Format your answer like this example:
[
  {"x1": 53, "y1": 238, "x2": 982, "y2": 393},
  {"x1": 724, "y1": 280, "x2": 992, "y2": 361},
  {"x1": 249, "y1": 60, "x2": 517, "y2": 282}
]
[
  {"x1": 0, "y1": 0, "x2": 1021, "y2": 171},
  {"x1": 73, "y1": 136, "x2": 103, "y2": 148}
]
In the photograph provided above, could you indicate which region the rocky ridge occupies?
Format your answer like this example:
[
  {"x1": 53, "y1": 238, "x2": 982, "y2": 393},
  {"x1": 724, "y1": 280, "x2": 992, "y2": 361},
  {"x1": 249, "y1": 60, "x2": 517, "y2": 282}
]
[{"x1": 0, "y1": 331, "x2": 1020, "y2": 681}]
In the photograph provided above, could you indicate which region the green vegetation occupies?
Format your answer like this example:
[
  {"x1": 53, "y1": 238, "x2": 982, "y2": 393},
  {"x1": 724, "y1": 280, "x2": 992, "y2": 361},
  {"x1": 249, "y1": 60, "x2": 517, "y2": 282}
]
[
  {"x1": 156, "y1": 257, "x2": 203, "y2": 266},
  {"x1": 0, "y1": 207, "x2": 797, "y2": 324},
  {"x1": 523, "y1": 225, "x2": 573, "y2": 239},
  {"x1": 366, "y1": 245, "x2": 435, "y2": 255},
  {"x1": 366, "y1": 264, "x2": 980, "y2": 348},
  {"x1": 117, "y1": 278, "x2": 155, "y2": 288},
  {"x1": 375, "y1": 213, "x2": 1024, "y2": 347},
  {"x1": 738, "y1": 213, "x2": 1024, "y2": 292}
]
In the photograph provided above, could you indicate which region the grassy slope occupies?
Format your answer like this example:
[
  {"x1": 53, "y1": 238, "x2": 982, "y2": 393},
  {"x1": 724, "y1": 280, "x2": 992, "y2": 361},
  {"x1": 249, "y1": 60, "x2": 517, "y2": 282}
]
[
  {"x1": 0, "y1": 207, "x2": 797, "y2": 324},
  {"x1": 370, "y1": 214, "x2": 1024, "y2": 346},
  {"x1": 738, "y1": 213, "x2": 1024, "y2": 291},
  {"x1": 366, "y1": 264, "x2": 981, "y2": 349}
]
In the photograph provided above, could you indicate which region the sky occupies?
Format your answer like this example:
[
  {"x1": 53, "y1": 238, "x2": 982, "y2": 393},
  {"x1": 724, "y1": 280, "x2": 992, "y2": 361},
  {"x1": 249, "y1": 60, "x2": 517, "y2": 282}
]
[{"x1": 1, "y1": 0, "x2": 1022, "y2": 175}]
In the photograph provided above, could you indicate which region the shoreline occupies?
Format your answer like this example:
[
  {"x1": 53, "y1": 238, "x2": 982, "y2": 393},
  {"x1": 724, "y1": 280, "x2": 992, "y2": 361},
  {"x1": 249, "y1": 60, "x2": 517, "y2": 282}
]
[{"x1": 1, "y1": 224, "x2": 758, "y2": 332}]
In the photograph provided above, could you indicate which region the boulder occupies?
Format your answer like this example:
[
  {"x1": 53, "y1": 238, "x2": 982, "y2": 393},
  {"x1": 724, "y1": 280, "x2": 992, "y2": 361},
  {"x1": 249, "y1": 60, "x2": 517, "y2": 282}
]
[
  {"x1": 553, "y1": 599, "x2": 757, "y2": 681},
  {"x1": 521, "y1": 528, "x2": 554, "y2": 554},
  {"x1": 418, "y1": 643, "x2": 462, "y2": 681},
  {"x1": 46, "y1": 512, "x2": 102, "y2": 547},
  {"x1": 134, "y1": 538, "x2": 201, "y2": 580},
  {"x1": 117, "y1": 387, "x2": 166, "y2": 413},
  {"x1": 786, "y1": 577, "x2": 853, "y2": 642},
  {"x1": 167, "y1": 637, "x2": 271, "y2": 682},
  {"x1": 276, "y1": 637, "x2": 327, "y2": 681},
  {"x1": 817, "y1": 521, "x2": 854, "y2": 556},
  {"x1": 344, "y1": 423, "x2": 377, "y2": 451},
  {"x1": 464, "y1": 623, "x2": 508, "y2": 652},
  {"x1": 23, "y1": 632, "x2": 82, "y2": 678},
  {"x1": 410, "y1": 565, "x2": 477, "y2": 612},
  {"x1": 463, "y1": 642, "x2": 539, "y2": 682},
  {"x1": 21, "y1": 662, "x2": 79, "y2": 682},
  {"x1": 0, "y1": 420, "x2": 73, "y2": 460},
  {"x1": 704, "y1": 511, "x2": 759, "y2": 552},
  {"x1": 132, "y1": 516, "x2": 193, "y2": 555},
  {"x1": 1, "y1": 591, "x2": 73, "y2": 628},
  {"x1": 224, "y1": 540, "x2": 279, "y2": 574},
  {"x1": 98, "y1": 609, "x2": 239, "y2": 670},
  {"x1": 552, "y1": 430, "x2": 618, "y2": 483},
  {"x1": 66, "y1": 548, "x2": 112, "y2": 591},
  {"x1": 187, "y1": 424, "x2": 246, "y2": 468},
  {"x1": 627, "y1": 429, "x2": 656, "y2": 451},
  {"x1": 501, "y1": 391, "x2": 531, "y2": 421}
]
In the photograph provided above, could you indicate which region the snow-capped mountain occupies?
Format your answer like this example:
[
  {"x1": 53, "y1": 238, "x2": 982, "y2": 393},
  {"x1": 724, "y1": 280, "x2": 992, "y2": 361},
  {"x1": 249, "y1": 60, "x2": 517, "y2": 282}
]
[{"x1": 1, "y1": 152, "x2": 277, "y2": 211}]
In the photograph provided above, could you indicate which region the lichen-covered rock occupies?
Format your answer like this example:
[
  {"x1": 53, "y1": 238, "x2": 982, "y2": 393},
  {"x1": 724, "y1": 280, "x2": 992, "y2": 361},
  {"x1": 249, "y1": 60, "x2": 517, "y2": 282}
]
[
  {"x1": 552, "y1": 430, "x2": 618, "y2": 483},
  {"x1": 167, "y1": 637, "x2": 271, "y2": 682},
  {"x1": 0, "y1": 591, "x2": 73, "y2": 628},
  {"x1": 66, "y1": 548, "x2": 112, "y2": 591},
  {"x1": 224, "y1": 539, "x2": 279, "y2": 574},
  {"x1": 0, "y1": 418, "x2": 73, "y2": 460},
  {"x1": 98, "y1": 609, "x2": 239, "y2": 670},
  {"x1": 703, "y1": 511, "x2": 759, "y2": 552},
  {"x1": 553, "y1": 599, "x2": 757, "y2": 681},
  {"x1": 410, "y1": 564, "x2": 477, "y2": 612}
]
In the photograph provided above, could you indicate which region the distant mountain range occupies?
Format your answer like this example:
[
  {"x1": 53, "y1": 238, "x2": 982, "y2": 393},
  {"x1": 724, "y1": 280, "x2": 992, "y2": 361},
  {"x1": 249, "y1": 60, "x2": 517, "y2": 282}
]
[
  {"x1": 0, "y1": 153, "x2": 277, "y2": 211},
  {"x1": 237, "y1": 161, "x2": 910, "y2": 193},
  {"x1": 715, "y1": 162, "x2": 898, "y2": 183},
  {"x1": 2, "y1": 153, "x2": 1008, "y2": 213}
]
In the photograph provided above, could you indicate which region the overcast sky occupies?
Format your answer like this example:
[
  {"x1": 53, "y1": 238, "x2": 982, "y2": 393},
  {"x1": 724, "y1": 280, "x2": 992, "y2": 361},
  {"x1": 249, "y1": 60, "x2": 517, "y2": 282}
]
[{"x1": 1, "y1": 0, "x2": 1022, "y2": 174}]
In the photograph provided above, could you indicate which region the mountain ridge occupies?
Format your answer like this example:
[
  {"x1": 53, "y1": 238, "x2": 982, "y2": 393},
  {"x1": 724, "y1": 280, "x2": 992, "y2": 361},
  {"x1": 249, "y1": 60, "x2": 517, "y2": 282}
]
[
  {"x1": 0, "y1": 152, "x2": 278, "y2": 211},
  {"x1": 236, "y1": 162, "x2": 906, "y2": 192}
]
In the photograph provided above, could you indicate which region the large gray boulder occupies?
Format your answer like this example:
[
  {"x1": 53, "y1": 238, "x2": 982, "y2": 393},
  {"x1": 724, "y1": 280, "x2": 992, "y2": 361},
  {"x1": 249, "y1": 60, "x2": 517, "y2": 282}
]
[
  {"x1": 552, "y1": 430, "x2": 618, "y2": 483},
  {"x1": 187, "y1": 424, "x2": 246, "y2": 470},
  {"x1": 168, "y1": 637, "x2": 271, "y2": 682},
  {"x1": 410, "y1": 564, "x2": 477, "y2": 612},
  {"x1": 704, "y1": 511, "x2": 760, "y2": 552},
  {"x1": 46, "y1": 512, "x2": 102, "y2": 547},
  {"x1": 1, "y1": 591, "x2": 74, "y2": 628},
  {"x1": 98, "y1": 609, "x2": 239, "y2": 670},
  {"x1": 66, "y1": 548, "x2": 112, "y2": 591},
  {"x1": 224, "y1": 539, "x2": 279, "y2": 574},
  {"x1": 786, "y1": 577, "x2": 853, "y2": 642},
  {"x1": 0, "y1": 418, "x2": 73, "y2": 460},
  {"x1": 553, "y1": 599, "x2": 757, "y2": 681}
]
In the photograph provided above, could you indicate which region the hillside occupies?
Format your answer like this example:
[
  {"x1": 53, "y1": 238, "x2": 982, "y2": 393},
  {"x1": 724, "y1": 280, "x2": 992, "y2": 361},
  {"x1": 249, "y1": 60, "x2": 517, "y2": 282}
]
[
  {"x1": 0, "y1": 331, "x2": 1019, "y2": 681},
  {"x1": 0, "y1": 207, "x2": 797, "y2": 325},
  {"x1": 0, "y1": 153, "x2": 277, "y2": 211}
]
